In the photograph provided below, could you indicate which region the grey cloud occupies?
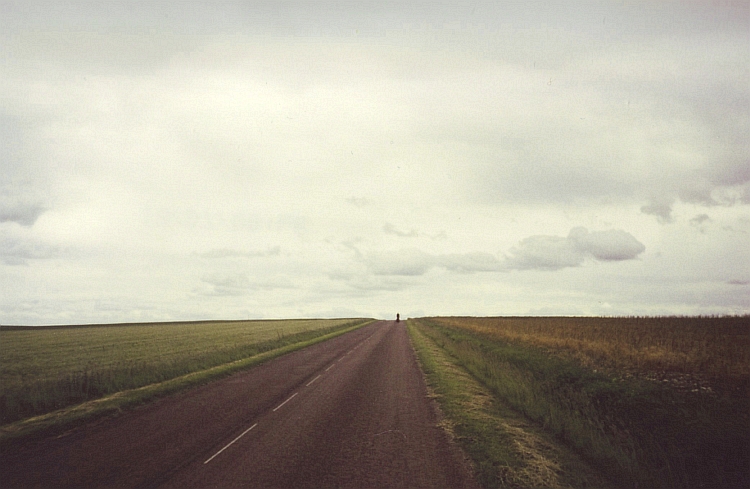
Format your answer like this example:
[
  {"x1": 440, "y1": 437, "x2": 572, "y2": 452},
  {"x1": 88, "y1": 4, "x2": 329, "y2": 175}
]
[
  {"x1": 341, "y1": 275, "x2": 413, "y2": 292},
  {"x1": 365, "y1": 249, "x2": 505, "y2": 277},
  {"x1": 199, "y1": 271, "x2": 294, "y2": 296},
  {"x1": 200, "y1": 272, "x2": 251, "y2": 294},
  {"x1": 690, "y1": 214, "x2": 712, "y2": 233},
  {"x1": 439, "y1": 252, "x2": 503, "y2": 273},
  {"x1": 0, "y1": 200, "x2": 46, "y2": 226},
  {"x1": 641, "y1": 199, "x2": 675, "y2": 224},
  {"x1": 364, "y1": 227, "x2": 644, "y2": 276},
  {"x1": 366, "y1": 249, "x2": 434, "y2": 276},
  {"x1": 690, "y1": 214, "x2": 711, "y2": 226},
  {"x1": 383, "y1": 223, "x2": 418, "y2": 238},
  {"x1": 1, "y1": 234, "x2": 59, "y2": 265},
  {"x1": 742, "y1": 184, "x2": 750, "y2": 205},
  {"x1": 502, "y1": 227, "x2": 645, "y2": 271},
  {"x1": 568, "y1": 227, "x2": 646, "y2": 262},
  {"x1": 345, "y1": 197, "x2": 370, "y2": 208},
  {"x1": 198, "y1": 246, "x2": 281, "y2": 259},
  {"x1": 502, "y1": 235, "x2": 584, "y2": 271}
]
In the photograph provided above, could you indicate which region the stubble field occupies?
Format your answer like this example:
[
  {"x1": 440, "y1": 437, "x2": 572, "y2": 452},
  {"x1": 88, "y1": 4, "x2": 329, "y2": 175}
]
[{"x1": 408, "y1": 316, "x2": 749, "y2": 489}]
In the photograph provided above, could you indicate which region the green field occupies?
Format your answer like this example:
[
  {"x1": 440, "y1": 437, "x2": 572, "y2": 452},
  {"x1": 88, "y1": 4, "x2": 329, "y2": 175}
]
[
  {"x1": 0, "y1": 318, "x2": 371, "y2": 428},
  {"x1": 408, "y1": 317, "x2": 750, "y2": 489}
]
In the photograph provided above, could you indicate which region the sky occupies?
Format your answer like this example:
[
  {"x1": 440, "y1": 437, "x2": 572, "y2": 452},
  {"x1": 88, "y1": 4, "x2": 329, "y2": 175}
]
[{"x1": 1, "y1": 1, "x2": 749, "y2": 324}]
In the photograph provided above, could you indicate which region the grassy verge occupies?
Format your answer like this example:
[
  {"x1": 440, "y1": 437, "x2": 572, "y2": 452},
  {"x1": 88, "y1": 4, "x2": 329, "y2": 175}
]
[
  {"x1": 407, "y1": 319, "x2": 611, "y2": 489},
  {"x1": 411, "y1": 318, "x2": 749, "y2": 489},
  {"x1": 1, "y1": 319, "x2": 373, "y2": 448}
]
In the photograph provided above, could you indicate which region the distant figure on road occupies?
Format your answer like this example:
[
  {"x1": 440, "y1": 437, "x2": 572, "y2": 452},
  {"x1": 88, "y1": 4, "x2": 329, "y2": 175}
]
[{"x1": 396, "y1": 313, "x2": 400, "y2": 322}]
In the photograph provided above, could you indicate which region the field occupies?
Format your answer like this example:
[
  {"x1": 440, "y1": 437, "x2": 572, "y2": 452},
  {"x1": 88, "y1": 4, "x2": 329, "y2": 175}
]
[
  {"x1": 408, "y1": 316, "x2": 749, "y2": 489},
  {"x1": 0, "y1": 318, "x2": 370, "y2": 428}
]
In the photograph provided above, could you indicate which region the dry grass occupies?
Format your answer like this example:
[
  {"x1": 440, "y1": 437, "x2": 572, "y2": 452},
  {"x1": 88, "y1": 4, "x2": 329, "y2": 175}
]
[
  {"x1": 417, "y1": 316, "x2": 750, "y2": 489},
  {"x1": 432, "y1": 316, "x2": 749, "y2": 388}
]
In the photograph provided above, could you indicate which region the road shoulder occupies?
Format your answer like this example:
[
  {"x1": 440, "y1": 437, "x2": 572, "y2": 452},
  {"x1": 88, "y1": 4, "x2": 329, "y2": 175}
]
[{"x1": 407, "y1": 319, "x2": 613, "y2": 489}]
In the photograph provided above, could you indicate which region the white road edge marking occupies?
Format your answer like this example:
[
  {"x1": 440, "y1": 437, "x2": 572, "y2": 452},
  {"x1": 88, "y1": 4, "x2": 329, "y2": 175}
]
[
  {"x1": 306, "y1": 374, "x2": 322, "y2": 387},
  {"x1": 273, "y1": 392, "x2": 298, "y2": 412},
  {"x1": 204, "y1": 423, "x2": 258, "y2": 465}
]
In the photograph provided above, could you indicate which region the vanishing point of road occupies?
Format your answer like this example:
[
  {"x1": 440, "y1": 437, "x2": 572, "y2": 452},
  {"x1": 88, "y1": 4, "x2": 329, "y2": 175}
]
[{"x1": 2, "y1": 321, "x2": 479, "y2": 488}]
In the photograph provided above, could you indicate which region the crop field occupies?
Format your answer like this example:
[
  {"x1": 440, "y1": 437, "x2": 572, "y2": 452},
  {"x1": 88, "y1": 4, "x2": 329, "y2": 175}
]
[
  {"x1": 409, "y1": 316, "x2": 749, "y2": 489},
  {"x1": 0, "y1": 318, "x2": 370, "y2": 427}
]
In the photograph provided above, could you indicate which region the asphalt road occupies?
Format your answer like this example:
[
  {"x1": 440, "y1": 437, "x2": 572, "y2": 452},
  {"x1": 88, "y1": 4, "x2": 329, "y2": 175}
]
[{"x1": 2, "y1": 320, "x2": 478, "y2": 488}]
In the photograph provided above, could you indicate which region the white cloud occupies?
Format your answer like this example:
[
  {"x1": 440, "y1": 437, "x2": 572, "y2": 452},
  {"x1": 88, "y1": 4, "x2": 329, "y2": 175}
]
[
  {"x1": 502, "y1": 228, "x2": 645, "y2": 271},
  {"x1": 362, "y1": 227, "x2": 644, "y2": 276},
  {"x1": 1, "y1": 1, "x2": 748, "y2": 323}
]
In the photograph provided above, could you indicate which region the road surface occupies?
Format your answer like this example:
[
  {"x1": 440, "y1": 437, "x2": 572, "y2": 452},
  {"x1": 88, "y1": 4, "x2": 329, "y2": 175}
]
[{"x1": 2, "y1": 320, "x2": 478, "y2": 488}]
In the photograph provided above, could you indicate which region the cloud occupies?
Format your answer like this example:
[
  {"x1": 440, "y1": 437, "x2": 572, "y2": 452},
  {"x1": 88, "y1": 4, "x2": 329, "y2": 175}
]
[
  {"x1": 345, "y1": 197, "x2": 370, "y2": 208},
  {"x1": 366, "y1": 249, "x2": 434, "y2": 276},
  {"x1": 198, "y1": 271, "x2": 295, "y2": 296},
  {"x1": 0, "y1": 234, "x2": 59, "y2": 265},
  {"x1": 502, "y1": 227, "x2": 645, "y2": 271},
  {"x1": 1, "y1": 174, "x2": 48, "y2": 227},
  {"x1": 363, "y1": 227, "x2": 644, "y2": 276},
  {"x1": 641, "y1": 199, "x2": 675, "y2": 224},
  {"x1": 200, "y1": 272, "x2": 251, "y2": 295},
  {"x1": 690, "y1": 214, "x2": 711, "y2": 226},
  {"x1": 198, "y1": 246, "x2": 281, "y2": 259},
  {"x1": 568, "y1": 227, "x2": 646, "y2": 262},
  {"x1": 439, "y1": 252, "x2": 503, "y2": 273},
  {"x1": 0, "y1": 201, "x2": 46, "y2": 226},
  {"x1": 502, "y1": 235, "x2": 584, "y2": 271},
  {"x1": 383, "y1": 223, "x2": 418, "y2": 238},
  {"x1": 365, "y1": 249, "x2": 507, "y2": 277}
]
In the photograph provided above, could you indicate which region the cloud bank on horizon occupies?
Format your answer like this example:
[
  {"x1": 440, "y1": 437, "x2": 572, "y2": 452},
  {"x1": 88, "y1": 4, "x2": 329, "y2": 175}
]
[{"x1": 1, "y1": 1, "x2": 748, "y2": 324}]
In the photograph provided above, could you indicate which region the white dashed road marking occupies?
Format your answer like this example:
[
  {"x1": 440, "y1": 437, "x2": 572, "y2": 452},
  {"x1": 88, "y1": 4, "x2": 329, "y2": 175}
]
[
  {"x1": 306, "y1": 375, "x2": 322, "y2": 387},
  {"x1": 204, "y1": 423, "x2": 258, "y2": 464},
  {"x1": 273, "y1": 392, "x2": 298, "y2": 412}
]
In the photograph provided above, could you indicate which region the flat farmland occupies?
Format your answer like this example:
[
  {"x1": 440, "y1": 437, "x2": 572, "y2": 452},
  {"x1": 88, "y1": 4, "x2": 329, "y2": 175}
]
[
  {"x1": 409, "y1": 316, "x2": 750, "y2": 489},
  {"x1": 0, "y1": 318, "x2": 370, "y2": 428},
  {"x1": 1, "y1": 321, "x2": 480, "y2": 488}
]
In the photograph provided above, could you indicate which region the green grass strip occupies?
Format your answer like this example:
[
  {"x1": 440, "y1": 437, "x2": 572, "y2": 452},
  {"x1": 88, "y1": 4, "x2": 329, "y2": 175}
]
[
  {"x1": 408, "y1": 319, "x2": 610, "y2": 489},
  {"x1": 0, "y1": 319, "x2": 374, "y2": 450}
]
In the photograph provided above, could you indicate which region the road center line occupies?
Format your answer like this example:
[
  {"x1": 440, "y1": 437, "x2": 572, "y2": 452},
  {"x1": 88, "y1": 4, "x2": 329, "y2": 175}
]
[
  {"x1": 204, "y1": 423, "x2": 258, "y2": 465},
  {"x1": 306, "y1": 374, "x2": 322, "y2": 387},
  {"x1": 325, "y1": 364, "x2": 335, "y2": 372},
  {"x1": 273, "y1": 392, "x2": 298, "y2": 412}
]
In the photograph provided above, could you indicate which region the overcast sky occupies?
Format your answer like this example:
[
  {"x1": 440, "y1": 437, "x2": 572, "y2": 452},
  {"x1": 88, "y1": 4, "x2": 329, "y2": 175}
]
[{"x1": 2, "y1": 1, "x2": 749, "y2": 324}]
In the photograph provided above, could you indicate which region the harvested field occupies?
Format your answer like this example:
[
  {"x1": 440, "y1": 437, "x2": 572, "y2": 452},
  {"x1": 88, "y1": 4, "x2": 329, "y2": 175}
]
[{"x1": 410, "y1": 316, "x2": 749, "y2": 489}]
